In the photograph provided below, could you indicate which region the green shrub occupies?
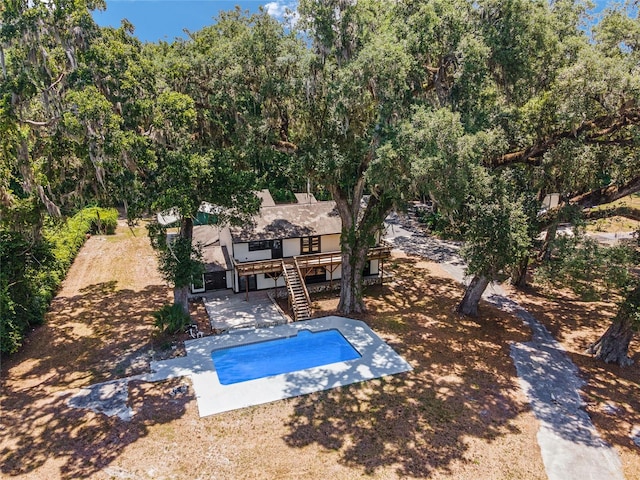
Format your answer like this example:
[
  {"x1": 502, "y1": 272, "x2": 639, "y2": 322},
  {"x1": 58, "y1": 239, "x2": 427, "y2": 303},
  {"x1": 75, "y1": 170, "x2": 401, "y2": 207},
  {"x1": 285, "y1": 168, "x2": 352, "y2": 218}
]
[
  {"x1": 84, "y1": 207, "x2": 118, "y2": 234},
  {"x1": 152, "y1": 303, "x2": 191, "y2": 334},
  {"x1": 270, "y1": 188, "x2": 296, "y2": 203}
]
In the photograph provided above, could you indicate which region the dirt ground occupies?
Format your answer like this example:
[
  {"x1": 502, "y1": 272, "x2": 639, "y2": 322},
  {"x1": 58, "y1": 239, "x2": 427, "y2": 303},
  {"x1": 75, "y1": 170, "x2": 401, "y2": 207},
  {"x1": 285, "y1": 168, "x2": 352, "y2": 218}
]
[
  {"x1": 506, "y1": 284, "x2": 640, "y2": 480},
  {"x1": 0, "y1": 220, "x2": 637, "y2": 479}
]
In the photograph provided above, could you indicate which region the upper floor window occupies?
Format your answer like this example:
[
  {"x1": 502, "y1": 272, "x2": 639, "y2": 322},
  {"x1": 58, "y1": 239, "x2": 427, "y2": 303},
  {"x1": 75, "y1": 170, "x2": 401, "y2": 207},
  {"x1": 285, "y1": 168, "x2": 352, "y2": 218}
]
[
  {"x1": 249, "y1": 240, "x2": 271, "y2": 251},
  {"x1": 301, "y1": 236, "x2": 321, "y2": 254}
]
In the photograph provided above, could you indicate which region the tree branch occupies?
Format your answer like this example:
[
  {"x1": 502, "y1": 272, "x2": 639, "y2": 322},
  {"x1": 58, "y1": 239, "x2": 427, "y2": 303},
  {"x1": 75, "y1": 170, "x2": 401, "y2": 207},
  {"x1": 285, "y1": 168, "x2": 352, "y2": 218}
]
[
  {"x1": 20, "y1": 116, "x2": 61, "y2": 127},
  {"x1": 570, "y1": 175, "x2": 640, "y2": 210},
  {"x1": 487, "y1": 108, "x2": 640, "y2": 168}
]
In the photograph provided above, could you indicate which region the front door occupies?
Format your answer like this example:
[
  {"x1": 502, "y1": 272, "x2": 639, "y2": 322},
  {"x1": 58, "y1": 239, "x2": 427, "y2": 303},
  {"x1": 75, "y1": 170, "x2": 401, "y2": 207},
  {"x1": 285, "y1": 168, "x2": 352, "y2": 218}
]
[{"x1": 271, "y1": 239, "x2": 283, "y2": 259}]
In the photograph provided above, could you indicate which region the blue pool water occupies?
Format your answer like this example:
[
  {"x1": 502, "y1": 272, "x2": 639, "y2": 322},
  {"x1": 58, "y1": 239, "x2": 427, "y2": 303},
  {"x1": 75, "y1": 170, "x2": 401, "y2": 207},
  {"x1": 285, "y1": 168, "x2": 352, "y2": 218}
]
[{"x1": 211, "y1": 329, "x2": 361, "y2": 385}]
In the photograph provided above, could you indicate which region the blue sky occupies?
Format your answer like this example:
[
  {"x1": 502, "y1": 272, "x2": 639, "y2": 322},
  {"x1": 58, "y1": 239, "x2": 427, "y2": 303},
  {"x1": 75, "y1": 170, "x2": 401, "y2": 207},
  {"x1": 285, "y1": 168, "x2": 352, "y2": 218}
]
[
  {"x1": 93, "y1": 0, "x2": 295, "y2": 42},
  {"x1": 93, "y1": 0, "x2": 611, "y2": 43}
]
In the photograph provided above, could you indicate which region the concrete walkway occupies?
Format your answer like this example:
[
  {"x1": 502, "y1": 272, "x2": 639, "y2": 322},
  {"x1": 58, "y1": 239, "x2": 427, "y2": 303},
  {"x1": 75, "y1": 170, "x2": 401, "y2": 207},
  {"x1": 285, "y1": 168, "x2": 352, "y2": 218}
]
[{"x1": 384, "y1": 216, "x2": 625, "y2": 480}]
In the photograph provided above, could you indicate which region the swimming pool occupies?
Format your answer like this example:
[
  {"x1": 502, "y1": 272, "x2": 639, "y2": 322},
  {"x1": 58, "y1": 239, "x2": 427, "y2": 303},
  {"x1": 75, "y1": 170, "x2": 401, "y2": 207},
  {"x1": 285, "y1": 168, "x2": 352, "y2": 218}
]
[
  {"x1": 149, "y1": 316, "x2": 413, "y2": 416},
  {"x1": 212, "y1": 329, "x2": 361, "y2": 385}
]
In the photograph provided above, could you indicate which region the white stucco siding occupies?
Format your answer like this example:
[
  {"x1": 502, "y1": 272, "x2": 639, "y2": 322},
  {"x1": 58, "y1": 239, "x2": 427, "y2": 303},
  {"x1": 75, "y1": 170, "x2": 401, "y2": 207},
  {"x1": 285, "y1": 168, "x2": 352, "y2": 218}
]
[
  {"x1": 233, "y1": 242, "x2": 272, "y2": 262},
  {"x1": 321, "y1": 234, "x2": 340, "y2": 252},
  {"x1": 226, "y1": 270, "x2": 234, "y2": 289},
  {"x1": 327, "y1": 264, "x2": 342, "y2": 281},
  {"x1": 256, "y1": 274, "x2": 286, "y2": 290},
  {"x1": 369, "y1": 259, "x2": 379, "y2": 275},
  {"x1": 283, "y1": 238, "x2": 300, "y2": 257}
]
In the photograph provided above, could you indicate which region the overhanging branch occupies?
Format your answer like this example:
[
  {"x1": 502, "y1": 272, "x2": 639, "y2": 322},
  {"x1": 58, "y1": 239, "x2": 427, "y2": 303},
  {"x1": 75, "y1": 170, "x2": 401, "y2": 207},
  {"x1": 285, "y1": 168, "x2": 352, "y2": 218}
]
[
  {"x1": 487, "y1": 108, "x2": 640, "y2": 168},
  {"x1": 570, "y1": 176, "x2": 640, "y2": 210}
]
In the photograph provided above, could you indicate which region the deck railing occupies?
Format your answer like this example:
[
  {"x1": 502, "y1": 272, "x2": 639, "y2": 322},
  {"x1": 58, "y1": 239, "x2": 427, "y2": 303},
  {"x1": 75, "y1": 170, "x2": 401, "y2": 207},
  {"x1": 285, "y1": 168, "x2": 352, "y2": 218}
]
[{"x1": 233, "y1": 241, "x2": 392, "y2": 277}]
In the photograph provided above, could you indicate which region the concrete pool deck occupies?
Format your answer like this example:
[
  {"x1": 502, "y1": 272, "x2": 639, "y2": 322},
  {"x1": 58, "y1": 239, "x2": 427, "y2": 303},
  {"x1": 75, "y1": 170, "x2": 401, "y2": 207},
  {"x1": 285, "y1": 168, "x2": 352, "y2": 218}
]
[{"x1": 145, "y1": 316, "x2": 412, "y2": 417}]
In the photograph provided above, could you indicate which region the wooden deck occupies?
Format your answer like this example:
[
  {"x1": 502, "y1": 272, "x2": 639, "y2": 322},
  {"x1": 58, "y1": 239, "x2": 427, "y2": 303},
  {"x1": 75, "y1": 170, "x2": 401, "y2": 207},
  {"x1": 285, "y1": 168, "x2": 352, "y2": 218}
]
[{"x1": 233, "y1": 242, "x2": 392, "y2": 277}]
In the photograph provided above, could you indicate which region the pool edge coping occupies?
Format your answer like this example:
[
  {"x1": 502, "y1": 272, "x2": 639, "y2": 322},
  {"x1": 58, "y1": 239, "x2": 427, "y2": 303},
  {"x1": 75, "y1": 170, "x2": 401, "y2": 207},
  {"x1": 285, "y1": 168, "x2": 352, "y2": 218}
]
[{"x1": 147, "y1": 316, "x2": 413, "y2": 417}]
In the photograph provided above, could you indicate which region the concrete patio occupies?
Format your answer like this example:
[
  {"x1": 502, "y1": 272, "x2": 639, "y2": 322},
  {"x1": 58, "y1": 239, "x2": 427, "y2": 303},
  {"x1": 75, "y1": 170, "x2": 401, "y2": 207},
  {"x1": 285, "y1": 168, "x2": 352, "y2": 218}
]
[{"x1": 200, "y1": 289, "x2": 288, "y2": 332}]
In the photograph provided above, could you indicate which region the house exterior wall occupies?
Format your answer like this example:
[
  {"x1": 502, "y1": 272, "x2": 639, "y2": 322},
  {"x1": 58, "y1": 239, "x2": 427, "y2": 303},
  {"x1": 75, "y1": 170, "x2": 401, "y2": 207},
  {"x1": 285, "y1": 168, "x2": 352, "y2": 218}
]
[
  {"x1": 256, "y1": 274, "x2": 286, "y2": 290},
  {"x1": 369, "y1": 259, "x2": 379, "y2": 275},
  {"x1": 321, "y1": 234, "x2": 340, "y2": 252},
  {"x1": 225, "y1": 232, "x2": 382, "y2": 293},
  {"x1": 233, "y1": 242, "x2": 272, "y2": 262},
  {"x1": 326, "y1": 264, "x2": 342, "y2": 281},
  {"x1": 283, "y1": 238, "x2": 300, "y2": 257}
]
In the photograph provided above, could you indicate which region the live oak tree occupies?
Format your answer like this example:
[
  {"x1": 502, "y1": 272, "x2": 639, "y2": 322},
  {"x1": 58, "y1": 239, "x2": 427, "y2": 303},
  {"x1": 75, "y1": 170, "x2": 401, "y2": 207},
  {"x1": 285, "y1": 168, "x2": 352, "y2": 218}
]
[
  {"x1": 295, "y1": 0, "x2": 414, "y2": 314},
  {"x1": 402, "y1": 0, "x2": 640, "y2": 330},
  {"x1": 588, "y1": 281, "x2": 640, "y2": 366},
  {"x1": 0, "y1": 0, "x2": 152, "y2": 350},
  {"x1": 142, "y1": 11, "x2": 302, "y2": 314}
]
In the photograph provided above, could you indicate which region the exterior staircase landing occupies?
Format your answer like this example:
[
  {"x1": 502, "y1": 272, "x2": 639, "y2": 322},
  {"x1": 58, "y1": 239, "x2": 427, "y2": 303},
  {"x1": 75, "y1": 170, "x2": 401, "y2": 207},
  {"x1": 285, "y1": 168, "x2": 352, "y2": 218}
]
[{"x1": 282, "y1": 261, "x2": 311, "y2": 321}]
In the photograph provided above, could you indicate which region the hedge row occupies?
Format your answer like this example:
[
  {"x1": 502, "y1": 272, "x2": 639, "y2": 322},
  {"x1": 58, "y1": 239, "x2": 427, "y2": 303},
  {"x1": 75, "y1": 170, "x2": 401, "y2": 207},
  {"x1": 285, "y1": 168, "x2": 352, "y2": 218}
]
[{"x1": 0, "y1": 207, "x2": 118, "y2": 354}]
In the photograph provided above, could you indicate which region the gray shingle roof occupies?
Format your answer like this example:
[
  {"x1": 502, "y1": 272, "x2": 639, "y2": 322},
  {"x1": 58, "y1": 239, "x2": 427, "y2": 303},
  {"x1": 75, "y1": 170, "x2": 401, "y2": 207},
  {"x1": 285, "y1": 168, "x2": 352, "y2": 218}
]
[{"x1": 230, "y1": 201, "x2": 342, "y2": 243}]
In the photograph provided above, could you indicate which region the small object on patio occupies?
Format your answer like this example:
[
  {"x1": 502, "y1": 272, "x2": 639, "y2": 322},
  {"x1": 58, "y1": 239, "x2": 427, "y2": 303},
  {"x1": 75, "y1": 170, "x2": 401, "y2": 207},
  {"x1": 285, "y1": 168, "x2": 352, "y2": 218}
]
[
  {"x1": 170, "y1": 385, "x2": 188, "y2": 397},
  {"x1": 185, "y1": 323, "x2": 200, "y2": 339}
]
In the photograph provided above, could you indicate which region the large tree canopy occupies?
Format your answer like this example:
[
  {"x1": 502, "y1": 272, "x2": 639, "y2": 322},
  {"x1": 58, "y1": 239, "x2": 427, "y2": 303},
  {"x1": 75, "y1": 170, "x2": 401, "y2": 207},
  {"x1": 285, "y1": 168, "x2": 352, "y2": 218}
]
[
  {"x1": 2, "y1": 0, "x2": 640, "y2": 361},
  {"x1": 292, "y1": 0, "x2": 417, "y2": 313}
]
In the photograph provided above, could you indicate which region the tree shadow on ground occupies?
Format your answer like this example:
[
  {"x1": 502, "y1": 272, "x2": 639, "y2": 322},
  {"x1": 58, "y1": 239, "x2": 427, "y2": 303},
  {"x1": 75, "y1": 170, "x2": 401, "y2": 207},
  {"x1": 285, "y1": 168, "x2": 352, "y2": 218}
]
[
  {"x1": 507, "y1": 284, "x2": 618, "y2": 345},
  {"x1": 509, "y1": 285, "x2": 640, "y2": 456},
  {"x1": 0, "y1": 282, "x2": 193, "y2": 479},
  {"x1": 284, "y1": 258, "x2": 536, "y2": 478}
]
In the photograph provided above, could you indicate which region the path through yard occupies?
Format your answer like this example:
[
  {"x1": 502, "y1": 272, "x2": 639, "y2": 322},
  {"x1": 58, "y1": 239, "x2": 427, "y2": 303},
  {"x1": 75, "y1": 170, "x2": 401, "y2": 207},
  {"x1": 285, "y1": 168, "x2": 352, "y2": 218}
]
[{"x1": 385, "y1": 214, "x2": 625, "y2": 480}]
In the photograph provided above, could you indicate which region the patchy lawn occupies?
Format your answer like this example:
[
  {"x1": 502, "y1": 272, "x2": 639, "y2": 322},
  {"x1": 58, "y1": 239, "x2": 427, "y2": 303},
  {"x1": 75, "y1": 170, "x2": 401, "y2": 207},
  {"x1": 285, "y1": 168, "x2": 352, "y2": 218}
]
[
  {"x1": 1, "y1": 220, "x2": 636, "y2": 479},
  {"x1": 586, "y1": 192, "x2": 640, "y2": 233}
]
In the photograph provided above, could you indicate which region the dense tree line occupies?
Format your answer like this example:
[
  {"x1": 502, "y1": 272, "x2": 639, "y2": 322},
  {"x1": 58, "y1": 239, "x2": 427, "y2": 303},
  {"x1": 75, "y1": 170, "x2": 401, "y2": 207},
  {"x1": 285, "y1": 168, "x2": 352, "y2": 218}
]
[{"x1": 1, "y1": 0, "x2": 639, "y2": 362}]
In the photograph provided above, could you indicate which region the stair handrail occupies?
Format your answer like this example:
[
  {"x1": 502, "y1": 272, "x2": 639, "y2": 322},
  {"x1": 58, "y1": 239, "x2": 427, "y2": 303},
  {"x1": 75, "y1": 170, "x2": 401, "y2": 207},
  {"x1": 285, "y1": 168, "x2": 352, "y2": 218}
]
[{"x1": 293, "y1": 258, "x2": 312, "y2": 307}]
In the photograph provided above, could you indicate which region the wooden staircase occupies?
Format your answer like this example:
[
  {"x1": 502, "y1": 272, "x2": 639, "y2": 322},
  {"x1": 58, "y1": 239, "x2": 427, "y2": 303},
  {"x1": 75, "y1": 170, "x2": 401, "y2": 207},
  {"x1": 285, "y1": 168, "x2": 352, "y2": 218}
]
[{"x1": 282, "y1": 261, "x2": 311, "y2": 321}]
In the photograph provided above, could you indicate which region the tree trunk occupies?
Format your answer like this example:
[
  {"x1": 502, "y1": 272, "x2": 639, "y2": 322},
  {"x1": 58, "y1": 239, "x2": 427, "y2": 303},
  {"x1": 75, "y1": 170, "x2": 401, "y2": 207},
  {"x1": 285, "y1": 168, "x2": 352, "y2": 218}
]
[
  {"x1": 587, "y1": 284, "x2": 640, "y2": 366},
  {"x1": 587, "y1": 316, "x2": 634, "y2": 366},
  {"x1": 538, "y1": 222, "x2": 557, "y2": 262},
  {"x1": 456, "y1": 275, "x2": 491, "y2": 317},
  {"x1": 174, "y1": 285, "x2": 190, "y2": 316},
  {"x1": 330, "y1": 184, "x2": 393, "y2": 316},
  {"x1": 337, "y1": 245, "x2": 367, "y2": 314},
  {"x1": 510, "y1": 256, "x2": 529, "y2": 288},
  {"x1": 175, "y1": 216, "x2": 194, "y2": 318}
]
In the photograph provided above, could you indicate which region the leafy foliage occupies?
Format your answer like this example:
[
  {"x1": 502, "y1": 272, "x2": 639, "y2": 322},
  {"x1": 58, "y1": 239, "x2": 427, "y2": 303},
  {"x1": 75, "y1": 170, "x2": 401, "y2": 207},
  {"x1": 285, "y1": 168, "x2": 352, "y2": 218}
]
[
  {"x1": 460, "y1": 174, "x2": 532, "y2": 280},
  {"x1": 534, "y1": 235, "x2": 639, "y2": 301},
  {"x1": 151, "y1": 231, "x2": 205, "y2": 291},
  {"x1": 0, "y1": 207, "x2": 117, "y2": 354},
  {"x1": 152, "y1": 303, "x2": 191, "y2": 334}
]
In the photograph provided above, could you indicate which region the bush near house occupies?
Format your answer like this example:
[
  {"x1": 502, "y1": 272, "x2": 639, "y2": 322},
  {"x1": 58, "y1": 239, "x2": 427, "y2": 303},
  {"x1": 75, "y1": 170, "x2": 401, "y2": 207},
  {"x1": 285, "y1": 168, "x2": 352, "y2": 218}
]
[
  {"x1": 0, "y1": 207, "x2": 118, "y2": 354},
  {"x1": 152, "y1": 303, "x2": 191, "y2": 334}
]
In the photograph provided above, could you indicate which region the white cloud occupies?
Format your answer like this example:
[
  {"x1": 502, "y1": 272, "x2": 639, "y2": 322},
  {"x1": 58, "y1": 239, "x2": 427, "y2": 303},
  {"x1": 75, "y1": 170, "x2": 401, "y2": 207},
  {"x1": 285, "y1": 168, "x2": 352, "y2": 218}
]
[
  {"x1": 264, "y1": 1, "x2": 287, "y2": 18},
  {"x1": 264, "y1": 1, "x2": 298, "y2": 22}
]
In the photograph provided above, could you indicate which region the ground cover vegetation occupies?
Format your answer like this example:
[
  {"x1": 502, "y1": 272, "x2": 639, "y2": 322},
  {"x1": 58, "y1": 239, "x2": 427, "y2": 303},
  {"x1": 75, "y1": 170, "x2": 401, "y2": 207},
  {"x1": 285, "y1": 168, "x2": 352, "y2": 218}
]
[{"x1": 1, "y1": 0, "x2": 639, "y2": 363}]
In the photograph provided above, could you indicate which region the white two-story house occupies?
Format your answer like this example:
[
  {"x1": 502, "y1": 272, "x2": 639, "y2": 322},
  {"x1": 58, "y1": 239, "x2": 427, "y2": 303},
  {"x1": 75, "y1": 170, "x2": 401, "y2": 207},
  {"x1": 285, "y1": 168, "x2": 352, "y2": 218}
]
[{"x1": 189, "y1": 190, "x2": 390, "y2": 307}]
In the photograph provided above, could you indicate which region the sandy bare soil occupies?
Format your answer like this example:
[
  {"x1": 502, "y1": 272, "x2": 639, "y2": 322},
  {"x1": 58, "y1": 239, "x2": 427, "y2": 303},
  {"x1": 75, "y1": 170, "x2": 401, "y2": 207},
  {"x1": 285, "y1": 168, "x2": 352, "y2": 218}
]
[
  {"x1": 0, "y1": 220, "x2": 636, "y2": 479},
  {"x1": 507, "y1": 284, "x2": 640, "y2": 480}
]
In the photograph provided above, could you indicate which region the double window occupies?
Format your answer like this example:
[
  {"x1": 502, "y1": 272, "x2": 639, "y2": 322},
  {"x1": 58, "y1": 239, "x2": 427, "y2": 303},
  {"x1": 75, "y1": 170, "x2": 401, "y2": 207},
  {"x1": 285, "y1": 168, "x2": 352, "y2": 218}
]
[
  {"x1": 301, "y1": 236, "x2": 321, "y2": 254},
  {"x1": 249, "y1": 240, "x2": 273, "y2": 251}
]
